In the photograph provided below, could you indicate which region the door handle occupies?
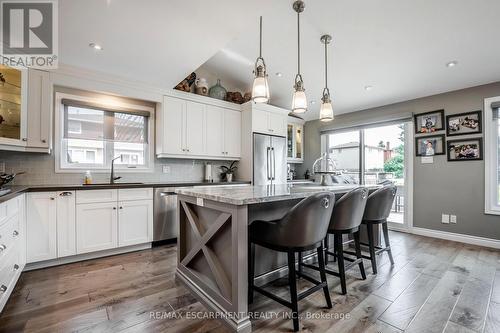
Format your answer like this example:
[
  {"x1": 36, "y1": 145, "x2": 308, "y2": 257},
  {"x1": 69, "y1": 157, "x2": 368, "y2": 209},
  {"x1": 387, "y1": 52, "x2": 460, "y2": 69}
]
[
  {"x1": 266, "y1": 147, "x2": 271, "y2": 180},
  {"x1": 160, "y1": 192, "x2": 176, "y2": 196},
  {"x1": 271, "y1": 147, "x2": 276, "y2": 180}
]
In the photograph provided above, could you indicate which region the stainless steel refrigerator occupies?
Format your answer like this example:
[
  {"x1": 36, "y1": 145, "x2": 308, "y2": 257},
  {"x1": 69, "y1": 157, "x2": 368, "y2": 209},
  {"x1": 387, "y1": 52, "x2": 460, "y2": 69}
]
[{"x1": 253, "y1": 133, "x2": 287, "y2": 185}]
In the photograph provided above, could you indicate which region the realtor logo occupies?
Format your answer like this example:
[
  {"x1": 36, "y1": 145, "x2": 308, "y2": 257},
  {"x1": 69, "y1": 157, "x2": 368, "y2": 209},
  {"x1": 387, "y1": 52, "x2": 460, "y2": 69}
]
[{"x1": 0, "y1": 0, "x2": 58, "y2": 68}]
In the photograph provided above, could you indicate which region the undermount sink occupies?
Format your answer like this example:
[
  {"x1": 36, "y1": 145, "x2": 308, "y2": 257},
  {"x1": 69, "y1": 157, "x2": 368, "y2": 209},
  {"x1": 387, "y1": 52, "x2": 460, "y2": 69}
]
[{"x1": 82, "y1": 182, "x2": 144, "y2": 186}]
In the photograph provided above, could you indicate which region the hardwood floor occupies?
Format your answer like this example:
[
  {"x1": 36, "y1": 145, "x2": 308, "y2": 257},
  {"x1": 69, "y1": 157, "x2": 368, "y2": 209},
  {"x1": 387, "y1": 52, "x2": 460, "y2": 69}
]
[{"x1": 0, "y1": 231, "x2": 499, "y2": 333}]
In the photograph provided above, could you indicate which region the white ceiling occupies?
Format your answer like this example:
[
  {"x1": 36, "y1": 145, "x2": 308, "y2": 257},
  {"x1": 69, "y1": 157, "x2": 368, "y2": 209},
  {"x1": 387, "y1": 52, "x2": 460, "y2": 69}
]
[{"x1": 60, "y1": 1, "x2": 500, "y2": 121}]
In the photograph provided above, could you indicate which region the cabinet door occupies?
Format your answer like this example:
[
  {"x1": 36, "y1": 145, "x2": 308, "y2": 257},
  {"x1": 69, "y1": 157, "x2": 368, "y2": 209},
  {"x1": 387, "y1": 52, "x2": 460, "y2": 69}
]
[
  {"x1": 27, "y1": 69, "x2": 50, "y2": 148},
  {"x1": 160, "y1": 96, "x2": 185, "y2": 155},
  {"x1": 56, "y1": 191, "x2": 76, "y2": 258},
  {"x1": 0, "y1": 66, "x2": 28, "y2": 147},
  {"x1": 26, "y1": 192, "x2": 57, "y2": 263},
  {"x1": 269, "y1": 112, "x2": 287, "y2": 137},
  {"x1": 205, "y1": 105, "x2": 224, "y2": 157},
  {"x1": 253, "y1": 109, "x2": 270, "y2": 134},
  {"x1": 118, "y1": 200, "x2": 153, "y2": 247},
  {"x1": 185, "y1": 101, "x2": 205, "y2": 155},
  {"x1": 76, "y1": 202, "x2": 117, "y2": 254},
  {"x1": 224, "y1": 109, "x2": 241, "y2": 158}
]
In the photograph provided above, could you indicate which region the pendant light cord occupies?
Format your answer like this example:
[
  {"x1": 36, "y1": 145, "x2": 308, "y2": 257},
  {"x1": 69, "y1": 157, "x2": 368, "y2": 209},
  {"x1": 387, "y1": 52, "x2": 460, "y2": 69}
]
[
  {"x1": 259, "y1": 16, "x2": 263, "y2": 58},
  {"x1": 324, "y1": 40, "x2": 328, "y2": 90},
  {"x1": 297, "y1": 11, "x2": 301, "y2": 75}
]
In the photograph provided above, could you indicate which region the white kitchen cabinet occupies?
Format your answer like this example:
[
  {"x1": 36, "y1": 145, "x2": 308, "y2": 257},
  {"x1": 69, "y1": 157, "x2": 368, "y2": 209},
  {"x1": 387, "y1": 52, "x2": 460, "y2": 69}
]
[
  {"x1": 184, "y1": 101, "x2": 205, "y2": 155},
  {"x1": 224, "y1": 109, "x2": 242, "y2": 158},
  {"x1": 205, "y1": 105, "x2": 224, "y2": 157},
  {"x1": 26, "y1": 192, "x2": 57, "y2": 263},
  {"x1": 0, "y1": 66, "x2": 51, "y2": 153},
  {"x1": 118, "y1": 199, "x2": 153, "y2": 247},
  {"x1": 76, "y1": 202, "x2": 118, "y2": 254},
  {"x1": 246, "y1": 104, "x2": 288, "y2": 137},
  {"x1": 56, "y1": 191, "x2": 76, "y2": 258},
  {"x1": 159, "y1": 95, "x2": 184, "y2": 155}
]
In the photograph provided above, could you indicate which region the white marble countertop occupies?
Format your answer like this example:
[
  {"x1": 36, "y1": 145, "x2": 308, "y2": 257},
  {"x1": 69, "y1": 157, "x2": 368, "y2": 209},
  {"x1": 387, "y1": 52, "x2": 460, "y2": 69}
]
[{"x1": 175, "y1": 183, "x2": 380, "y2": 205}]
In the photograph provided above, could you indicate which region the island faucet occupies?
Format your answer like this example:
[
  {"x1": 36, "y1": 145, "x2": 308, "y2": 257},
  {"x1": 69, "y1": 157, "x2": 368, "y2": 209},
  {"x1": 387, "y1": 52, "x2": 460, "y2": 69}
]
[{"x1": 110, "y1": 155, "x2": 123, "y2": 184}]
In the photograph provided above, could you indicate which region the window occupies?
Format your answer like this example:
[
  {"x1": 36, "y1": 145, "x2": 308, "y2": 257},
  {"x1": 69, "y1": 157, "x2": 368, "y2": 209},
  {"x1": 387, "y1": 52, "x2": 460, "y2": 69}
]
[
  {"x1": 484, "y1": 97, "x2": 500, "y2": 214},
  {"x1": 55, "y1": 93, "x2": 153, "y2": 172}
]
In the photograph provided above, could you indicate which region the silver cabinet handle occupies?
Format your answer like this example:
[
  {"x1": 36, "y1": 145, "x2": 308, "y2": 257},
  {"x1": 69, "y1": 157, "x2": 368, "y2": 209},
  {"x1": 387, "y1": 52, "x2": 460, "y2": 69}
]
[
  {"x1": 119, "y1": 206, "x2": 123, "y2": 209},
  {"x1": 0, "y1": 244, "x2": 6, "y2": 252},
  {"x1": 0, "y1": 285, "x2": 6, "y2": 293},
  {"x1": 50, "y1": 197, "x2": 55, "y2": 200},
  {"x1": 41, "y1": 139, "x2": 46, "y2": 143},
  {"x1": 13, "y1": 264, "x2": 19, "y2": 271},
  {"x1": 59, "y1": 192, "x2": 72, "y2": 197},
  {"x1": 13, "y1": 230, "x2": 19, "y2": 237},
  {"x1": 22, "y1": 138, "x2": 27, "y2": 142},
  {"x1": 113, "y1": 207, "x2": 117, "y2": 210},
  {"x1": 160, "y1": 192, "x2": 176, "y2": 196}
]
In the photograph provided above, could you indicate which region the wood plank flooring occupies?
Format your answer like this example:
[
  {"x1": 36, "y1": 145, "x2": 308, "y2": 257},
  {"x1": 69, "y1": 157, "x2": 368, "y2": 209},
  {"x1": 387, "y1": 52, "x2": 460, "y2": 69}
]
[{"x1": 0, "y1": 231, "x2": 499, "y2": 333}]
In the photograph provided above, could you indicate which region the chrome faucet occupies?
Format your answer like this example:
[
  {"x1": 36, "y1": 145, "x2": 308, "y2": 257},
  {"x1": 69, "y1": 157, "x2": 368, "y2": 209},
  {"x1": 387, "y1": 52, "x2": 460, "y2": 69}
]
[{"x1": 110, "y1": 156, "x2": 122, "y2": 184}]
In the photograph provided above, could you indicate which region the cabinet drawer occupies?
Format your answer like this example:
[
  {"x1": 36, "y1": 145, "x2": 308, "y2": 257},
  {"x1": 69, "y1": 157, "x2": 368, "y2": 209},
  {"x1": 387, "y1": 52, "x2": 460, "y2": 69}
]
[
  {"x1": 0, "y1": 214, "x2": 20, "y2": 261},
  {"x1": 76, "y1": 189, "x2": 118, "y2": 204},
  {"x1": 118, "y1": 188, "x2": 153, "y2": 201},
  {"x1": 0, "y1": 244, "x2": 22, "y2": 296},
  {"x1": 0, "y1": 196, "x2": 20, "y2": 227}
]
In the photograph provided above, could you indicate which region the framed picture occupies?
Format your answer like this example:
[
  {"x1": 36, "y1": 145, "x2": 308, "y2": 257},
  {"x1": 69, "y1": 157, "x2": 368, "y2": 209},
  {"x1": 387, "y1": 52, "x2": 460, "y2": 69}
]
[
  {"x1": 446, "y1": 111, "x2": 482, "y2": 136},
  {"x1": 415, "y1": 134, "x2": 445, "y2": 156},
  {"x1": 447, "y1": 137, "x2": 483, "y2": 161},
  {"x1": 414, "y1": 110, "x2": 445, "y2": 134}
]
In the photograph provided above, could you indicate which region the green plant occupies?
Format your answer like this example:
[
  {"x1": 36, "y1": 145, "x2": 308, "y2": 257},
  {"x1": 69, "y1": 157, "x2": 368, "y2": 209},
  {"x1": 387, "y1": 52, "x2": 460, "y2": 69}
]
[{"x1": 220, "y1": 161, "x2": 238, "y2": 177}]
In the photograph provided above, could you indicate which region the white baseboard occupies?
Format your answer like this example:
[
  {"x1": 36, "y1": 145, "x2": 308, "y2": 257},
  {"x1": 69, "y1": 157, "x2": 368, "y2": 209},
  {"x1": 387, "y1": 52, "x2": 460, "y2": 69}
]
[{"x1": 396, "y1": 226, "x2": 500, "y2": 250}]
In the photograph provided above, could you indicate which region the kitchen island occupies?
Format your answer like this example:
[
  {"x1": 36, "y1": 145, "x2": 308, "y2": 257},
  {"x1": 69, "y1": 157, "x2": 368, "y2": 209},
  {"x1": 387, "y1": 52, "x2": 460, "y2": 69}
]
[{"x1": 175, "y1": 184, "x2": 379, "y2": 333}]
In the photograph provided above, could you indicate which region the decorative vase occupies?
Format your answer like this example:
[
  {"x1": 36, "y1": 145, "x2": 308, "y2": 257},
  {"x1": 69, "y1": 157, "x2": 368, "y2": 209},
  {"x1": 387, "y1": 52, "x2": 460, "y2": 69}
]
[
  {"x1": 226, "y1": 173, "x2": 233, "y2": 182},
  {"x1": 195, "y1": 78, "x2": 209, "y2": 96},
  {"x1": 208, "y1": 79, "x2": 227, "y2": 100}
]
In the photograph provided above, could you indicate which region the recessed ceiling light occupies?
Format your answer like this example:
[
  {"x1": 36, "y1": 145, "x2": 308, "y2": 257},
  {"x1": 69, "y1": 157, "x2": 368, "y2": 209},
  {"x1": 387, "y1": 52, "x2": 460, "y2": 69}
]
[
  {"x1": 446, "y1": 61, "x2": 458, "y2": 68},
  {"x1": 275, "y1": 72, "x2": 283, "y2": 77},
  {"x1": 89, "y1": 43, "x2": 103, "y2": 50},
  {"x1": 364, "y1": 85, "x2": 373, "y2": 91},
  {"x1": 310, "y1": 100, "x2": 316, "y2": 105}
]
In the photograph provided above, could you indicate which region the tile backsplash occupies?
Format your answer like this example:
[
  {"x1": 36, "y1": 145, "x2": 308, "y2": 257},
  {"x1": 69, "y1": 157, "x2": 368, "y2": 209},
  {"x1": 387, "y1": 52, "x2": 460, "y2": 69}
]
[{"x1": 0, "y1": 151, "x2": 235, "y2": 185}]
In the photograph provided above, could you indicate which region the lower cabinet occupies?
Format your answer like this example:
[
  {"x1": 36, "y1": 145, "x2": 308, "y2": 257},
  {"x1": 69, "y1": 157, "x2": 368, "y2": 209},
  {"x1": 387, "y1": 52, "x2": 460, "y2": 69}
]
[
  {"x1": 26, "y1": 192, "x2": 57, "y2": 263},
  {"x1": 76, "y1": 202, "x2": 118, "y2": 254},
  {"x1": 118, "y1": 200, "x2": 153, "y2": 247},
  {"x1": 56, "y1": 191, "x2": 76, "y2": 257}
]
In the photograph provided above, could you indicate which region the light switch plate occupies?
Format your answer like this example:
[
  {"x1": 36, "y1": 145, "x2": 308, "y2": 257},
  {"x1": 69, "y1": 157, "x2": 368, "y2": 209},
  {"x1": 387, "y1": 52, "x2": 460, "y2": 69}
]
[
  {"x1": 162, "y1": 165, "x2": 171, "y2": 174},
  {"x1": 450, "y1": 215, "x2": 457, "y2": 224},
  {"x1": 441, "y1": 214, "x2": 450, "y2": 224}
]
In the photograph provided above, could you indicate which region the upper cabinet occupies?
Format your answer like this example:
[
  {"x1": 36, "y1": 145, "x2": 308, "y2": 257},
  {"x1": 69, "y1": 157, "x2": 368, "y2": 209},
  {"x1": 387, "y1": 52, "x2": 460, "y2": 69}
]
[
  {"x1": 287, "y1": 116, "x2": 305, "y2": 163},
  {"x1": 245, "y1": 102, "x2": 287, "y2": 137},
  {"x1": 157, "y1": 93, "x2": 241, "y2": 160},
  {"x1": 0, "y1": 65, "x2": 51, "y2": 153}
]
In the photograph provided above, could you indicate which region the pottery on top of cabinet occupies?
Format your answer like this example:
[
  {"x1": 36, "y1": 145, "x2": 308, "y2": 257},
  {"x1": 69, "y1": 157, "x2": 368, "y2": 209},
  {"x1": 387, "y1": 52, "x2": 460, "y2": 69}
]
[
  {"x1": 195, "y1": 78, "x2": 208, "y2": 96},
  {"x1": 208, "y1": 79, "x2": 227, "y2": 100}
]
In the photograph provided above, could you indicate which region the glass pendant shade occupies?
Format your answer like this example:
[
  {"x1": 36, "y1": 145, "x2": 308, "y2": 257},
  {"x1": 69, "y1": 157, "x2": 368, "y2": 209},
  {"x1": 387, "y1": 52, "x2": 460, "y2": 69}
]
[
  {"x1": 252, "y1": 65, "x2": 269, "y2": 103},
  {"x1": 292, "y1": 89, "x2": 307, "y2": 113},
  {"x1": 319, "y1": 100, "x2": 334, "y2": 122}
]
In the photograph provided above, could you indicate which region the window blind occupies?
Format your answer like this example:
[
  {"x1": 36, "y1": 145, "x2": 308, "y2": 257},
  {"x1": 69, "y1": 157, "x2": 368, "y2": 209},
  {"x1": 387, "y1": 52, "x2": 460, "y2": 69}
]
[{"x1": 62, "y1": 100, "x2": 148, "y2": 144}]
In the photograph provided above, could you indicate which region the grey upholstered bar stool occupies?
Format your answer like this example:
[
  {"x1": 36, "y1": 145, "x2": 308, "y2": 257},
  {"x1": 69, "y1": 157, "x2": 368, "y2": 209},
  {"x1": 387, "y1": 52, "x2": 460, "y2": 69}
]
[
  {"x1": 361, "y1": 185, "x2": 397, "y2": 274},
  {"x1": 302, "y1": 187, "x2": 368, "y2": 295},
  {"x1": 248, "y1": 192, "x2": 335, "y2": 332}
]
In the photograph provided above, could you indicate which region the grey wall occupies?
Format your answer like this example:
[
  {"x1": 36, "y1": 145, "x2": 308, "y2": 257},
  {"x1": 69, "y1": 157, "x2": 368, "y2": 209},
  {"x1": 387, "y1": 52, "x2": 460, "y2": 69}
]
[
  {"x1": 0, "y1": 150, "x2": 232, "y2": 185},
  {"x1": 299, "y1": 81, "x2": 500, "y2": 240}
]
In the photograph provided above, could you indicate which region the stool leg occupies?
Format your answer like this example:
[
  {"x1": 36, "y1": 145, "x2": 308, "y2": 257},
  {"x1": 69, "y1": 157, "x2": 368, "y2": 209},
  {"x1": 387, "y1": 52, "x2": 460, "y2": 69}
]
[
  {"x1": 324, "y1": 234, "x2": 329, "y2": 265},
  {"x1": 366, "y1": 223, "x2": 378, "y2": 274},
  {"x1": 335, "y1": 234, "x2": 347, "y2": 295},
  {"x1": 287, "y1": 251, "x2": 299, "y2": 331},
  {"x1": 298, "y1": 251, "x2": 303, "y2": 277},
  {"x1": 248, "y1": 242, "x2": 255, "y2": 304},
  {"x1": 353, "y1": 231, "x2": 366, "y2": 280},
  {"x1": 382, "y1": 221, "x2": 394, "y2": 265},
  {"x1": 316, "y1": 246, "x2": 332, "y2": 308}
]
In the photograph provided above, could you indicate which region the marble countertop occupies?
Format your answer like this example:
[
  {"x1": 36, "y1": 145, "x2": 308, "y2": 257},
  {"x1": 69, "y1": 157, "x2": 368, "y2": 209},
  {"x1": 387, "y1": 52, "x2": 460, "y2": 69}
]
[{"x1": 175, "y1": 183, "x2": 380, "y2": 205}]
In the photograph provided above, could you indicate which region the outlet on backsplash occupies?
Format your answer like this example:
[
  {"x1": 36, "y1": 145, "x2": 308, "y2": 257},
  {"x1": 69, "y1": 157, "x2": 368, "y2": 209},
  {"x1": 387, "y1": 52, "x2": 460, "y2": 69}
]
[{"x1": 162, "y1": 165, "x2": 171, "y2": 174}]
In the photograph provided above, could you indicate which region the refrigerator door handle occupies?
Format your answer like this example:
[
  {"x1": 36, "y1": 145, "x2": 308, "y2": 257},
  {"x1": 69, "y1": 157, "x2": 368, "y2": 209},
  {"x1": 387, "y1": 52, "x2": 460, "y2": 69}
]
[
  {"x1": 266, "y1": 147, "x2": 271, "y2": 180},
  {"x1": 271, "y1": 147, "x2": 276, "y2": 180}
]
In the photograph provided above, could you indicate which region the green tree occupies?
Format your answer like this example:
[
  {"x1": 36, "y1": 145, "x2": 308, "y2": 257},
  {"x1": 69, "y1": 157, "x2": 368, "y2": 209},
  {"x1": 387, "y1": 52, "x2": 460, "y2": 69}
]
[{"x1": 383, "y1": 125, "x2": 405, "y2": 178}]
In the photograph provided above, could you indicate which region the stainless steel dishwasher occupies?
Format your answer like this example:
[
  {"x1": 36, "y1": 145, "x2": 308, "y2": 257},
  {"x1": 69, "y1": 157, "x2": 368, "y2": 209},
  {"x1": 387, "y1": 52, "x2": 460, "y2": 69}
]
[{"x1": 154, "y1": 187, "x2": 183, "y2": 243}]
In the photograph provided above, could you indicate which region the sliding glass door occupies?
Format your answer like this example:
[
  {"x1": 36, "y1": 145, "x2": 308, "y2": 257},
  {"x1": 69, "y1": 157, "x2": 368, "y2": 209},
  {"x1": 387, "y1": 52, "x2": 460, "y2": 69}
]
[{"x1": 324, "y1": 121, "x2": 412, "y2": 228}]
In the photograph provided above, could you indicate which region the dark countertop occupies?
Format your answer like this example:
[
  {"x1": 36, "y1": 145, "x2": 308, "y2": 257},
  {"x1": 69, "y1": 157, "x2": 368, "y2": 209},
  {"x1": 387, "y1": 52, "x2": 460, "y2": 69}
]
[{"x1": 0, "y1": 181, "x2": 250, "y2": 204}]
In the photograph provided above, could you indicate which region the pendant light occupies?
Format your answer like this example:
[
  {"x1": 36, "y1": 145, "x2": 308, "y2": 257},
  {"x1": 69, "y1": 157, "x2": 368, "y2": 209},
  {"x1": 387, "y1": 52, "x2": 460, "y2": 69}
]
[
  {"x1": 319, "y1": 34, "x2": 334, "y2": 122},
  {"x1": 252, "y1": 16, "x2": 270, "y2": 103},
  {"x1": 291, "y1": 0, "x2": 307, "y2": 113}
]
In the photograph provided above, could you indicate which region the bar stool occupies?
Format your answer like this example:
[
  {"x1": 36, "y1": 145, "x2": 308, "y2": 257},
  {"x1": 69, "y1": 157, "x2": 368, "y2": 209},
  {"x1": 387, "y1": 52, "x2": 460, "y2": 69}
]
[
  {"x1": 361, "y1": 185, "x2": 397, "y2": 274},
  {"x1": 302, "y1": 187, "x2": 368, "y2": 295},
  {"x1": 248, "y1": 192, "x2": 335, "y2": 332}
]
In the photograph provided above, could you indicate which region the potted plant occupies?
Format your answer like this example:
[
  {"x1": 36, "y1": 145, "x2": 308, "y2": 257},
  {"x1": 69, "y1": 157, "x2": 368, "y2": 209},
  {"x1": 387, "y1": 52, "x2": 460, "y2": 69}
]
[{"x1": 220, "y1": 161, "x2": 238, "y2": 182}]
